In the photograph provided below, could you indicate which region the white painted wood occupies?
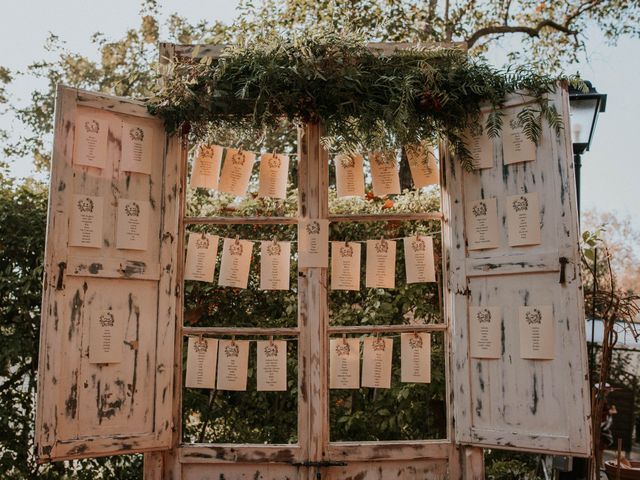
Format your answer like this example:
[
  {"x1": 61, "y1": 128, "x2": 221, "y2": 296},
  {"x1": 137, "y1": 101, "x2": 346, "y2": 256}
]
[
  {"x1": 35, "y1": 85, "x2": 180, "y2": 462},
  {"x1": 444, "y1": 86, "x2": 591, "y2": 456}
]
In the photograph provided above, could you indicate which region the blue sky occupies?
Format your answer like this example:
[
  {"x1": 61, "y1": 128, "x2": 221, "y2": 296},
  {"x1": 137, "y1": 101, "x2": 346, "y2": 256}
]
[{"x1": 1, "y1": 0, "x2": 639, "y2": 228}]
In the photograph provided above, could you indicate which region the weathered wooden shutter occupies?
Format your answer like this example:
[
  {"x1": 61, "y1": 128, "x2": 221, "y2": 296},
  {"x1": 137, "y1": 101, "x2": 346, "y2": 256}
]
[
  {"x1": 443, "y1": 86, "x2": 592, "y2": 455},
  {"x1": 35, "y1": 86, "x2": 180, "y2": 462}
]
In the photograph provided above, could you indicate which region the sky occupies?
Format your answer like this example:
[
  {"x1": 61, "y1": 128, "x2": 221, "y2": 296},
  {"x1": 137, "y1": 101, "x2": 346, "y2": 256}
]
[{"x1": 1, "y1": 0, "x2": 639, "y2": 228}]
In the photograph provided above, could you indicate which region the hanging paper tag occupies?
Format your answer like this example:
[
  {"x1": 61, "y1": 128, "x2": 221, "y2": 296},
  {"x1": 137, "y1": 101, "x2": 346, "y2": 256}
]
[
  {"x1": 369, "y1": 151, "x2": 401, "y2": 196},
  {"x1": 466, "y1": 197, "x2": 500, "y2": 250},
  {"x1": 334, "y1": 153, "x2": 365, "y2": 197},
  {"x1": 121, "y1": 122, "x2": 153, "y2": 174},
  {"x1": 69, "y1": 194, "x2": 103, "y2": 248},
  {"x1": 218, "y1": 148, "x2": 256, "y2": 196},
  {"x1": 190, "y1": 144, "x2": 222, "y2": 189},
  {"x1": 365, "y1": 239, "x2": 396, "y2": 289},
  {"x1": 403, "y1": 236, "x2": 436, "y2": 283},
  {"x1": 400, "y1": 332, "x2": 431, "y2": 383},
  {"x1": 361, "y1": 337, "x2": 393, "y2": 389},
  {"x1": 519, "y1": 305, "x2": 554, "y2": 360},
  {"x1": 89, "y1": 310, "x2": 124, "y2": 364},
  {"x1": 185, "y1": 337, "x2": 218, "y2": 389},
  {"x1": 503, "y1": 108, "x2": 537, "y2": 165},
  {"x1": 506, "y1": 192, "x2": 541, "y2": 247},
  {"x1": 74, "y1": 114, "x2": 108, "y2": 169},
  {"x1": 464, "y1": 120, "x2": 494, "y2": 169},
  {"x1": 116, "y1": 199, "x2": 150, "y2": 251},
  {"x1": 329, "y1": 338, "x2": 360, "y2": 389},
  {"x1": 256, "y1": 340, "x2": 287, "y2": 391},
  {"x1": 298, "y1": 219, "x2": 329, "y2": 268},
  {"x1": 405, "y1": 143, "x2": 439, "y2": 188},
  {"x1": 259, "y1": 240, "x2": 291, "y2": 290},
  {"x1": 218, "y1": 238, "x2": 253, "y2": 289},
  {"x1": 330, "y1": 241, "x2": 361, "y2": 291},
  {"x1": 469, "y1": 307, "x2": 501, "y2": 359},
  {"x1": 184, "y1": 233, "x2": 219, "y2": 282},
  {"x1": 258, "y1": 153, "x2": 289, "y2": 199},
  {"x1": 217, "y1": 339, "x2": 250, "y2": 391}
]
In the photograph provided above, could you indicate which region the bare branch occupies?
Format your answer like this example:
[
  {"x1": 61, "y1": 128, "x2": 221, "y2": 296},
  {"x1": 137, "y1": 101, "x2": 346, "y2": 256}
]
[{"x1": 466, "y1": 19, "x2": 577, "y2": 48}]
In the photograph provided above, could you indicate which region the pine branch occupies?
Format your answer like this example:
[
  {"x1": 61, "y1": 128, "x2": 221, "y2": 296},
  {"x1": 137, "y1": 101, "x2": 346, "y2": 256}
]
[{"x1": 466, "y1": 20, "x2": 577, "y2": 48}]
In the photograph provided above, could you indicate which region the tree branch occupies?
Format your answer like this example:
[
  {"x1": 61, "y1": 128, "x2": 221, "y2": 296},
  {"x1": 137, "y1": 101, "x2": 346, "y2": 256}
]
[{"x1": 466, "y1": 19, "x2": 577, "y2": 48}]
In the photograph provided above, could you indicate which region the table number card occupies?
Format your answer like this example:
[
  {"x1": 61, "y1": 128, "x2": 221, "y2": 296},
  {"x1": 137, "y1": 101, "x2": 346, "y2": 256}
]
[
  {"x1": 519, "y1": 305, "x2": 554, "y2": 360},
  {"x1": 466, "y1": 197, "x2": 500, "y2": 250},
  {"x1": 298, "y1": 219, "x2": 329, "y2": 268},
  {"x1": 369, "y1": 151, "x2": 401, "y2": 196},
  {"x1": 331, "y1": 241, "x2": 361, "y2": 291},
  {"x1": 185, "y1": 337, "x2": 218, "y2": 389},
  {"x1": 334, "y1": 153, "x2": 365, "y2": 197},
  {"x1": 218, "y1": 148, "x2": 256, "y2": 196},
  {"x1": 74, "y1": 115, "x2": 108, "y2": 169},
  {"x1": 463, "y1": 127, "x2": 494, "y2": 170},
  {"x1": 258, "y1": 153, "x2": 289, "y2": 199},
  {"x1": 405, "y1": 143, "x2": 439, "y2": 188},
  {"x1": 256, "y1": 340, "x2": 287, "y2": 391},
  {"x1": 89, "y1": 310, "x2": 124, "y2": 364},
  {"x1": 329, "y1": 338, "x2": 360, "y2": 389},
  {"x1": 184, "y1": 233, "x2": 219, "y2": 282},
  {"x1": 469, "y1": 306, "x2": 501, "y2": 359},
  {"x1": 218, "y1": 238, "x2": 253, "y2": 289},
  {"x1": 190, "y1": 144, "x2": 222, "y2": 190},
  {"x1": 365, "y1": 239, "x2": 396, "y2": 289},
  {"x1": 116, "y1": 199, "x2": 150, "y2": 250},
  {"x1": 506, "y1": 193, "x2": 541, "y2": 246},
  {"x1": 260, "y1": 240, "x2": 291, "y2": 290},
  {"x1": 361, "y1": 337, "x2": 393, "y2": 389},
  {"x1": 503, "y1": 108, "x2": 536, "y2": 165},
  {"x1": 400, "y1": 332, "x2": 431, "y2": 383},
  {"x1": 404, "y1": 235, "x2": 436, "y2": 284},
  {"x1": 217, "y1": 340, "x2": 250, "y2": 391},
  {"x1": 121, "y1": 122, "x2": 153, "y2": 174},
  {"x1": 69, "y1": 194, "x2": 103, "y2": 248}
]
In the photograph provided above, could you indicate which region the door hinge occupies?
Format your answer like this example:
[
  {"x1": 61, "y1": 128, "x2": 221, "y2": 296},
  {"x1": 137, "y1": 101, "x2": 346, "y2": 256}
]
[{"x1": 559, "y1": 257, "x2": 569, "y2": 284}]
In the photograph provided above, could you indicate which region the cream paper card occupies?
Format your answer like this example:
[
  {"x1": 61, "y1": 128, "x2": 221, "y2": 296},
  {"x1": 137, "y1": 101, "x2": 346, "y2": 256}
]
[
  {"x1": 464, "y1": 127, "x2": 494, "y2": 170},
  {"x1": 466, "y1": 197, "x2": 500, "y2": 250},
  {"x1": 185, "y1": 337, "x2": 218, "y2": 389},
  {"x1": 298, "y1": 219, "x2": 329, "y2": 268},
  {"x1": 469, "y1": 307, "x2": 501, "y2": 359},
  {"x1": 218, "y1": 238, "x2": 253, "y2": 289},
  {"x1": 503, "y1": 109, "x2": 536, "y2": 164},
  {"x1": 519, "y1": 305, "x2": 554, "y2": 360},
  {"x1": 405, "y1": 143, "x2": 439, "y2": 188},
  {"x1": 116, "y1": 199, "x2": 150, "y2": 250},
  {"x1": 506, "y1": 193, "x2": 541, "y2": 247},
  {"x1": 184, "y1": 233, "x2": 219, "y2": 282},
  {"x1": 329, "y1": 338, "x2": 360, "y2": 389},
  {"x1": 361, "y1": 337, "x2": 393, "y2": 389},
  {"x1": 69, "y1": 194, "x2": 103, "y2": 248},
  {"x1": 404, "y1": 236, "x2": 436, "y2": 284},
  {"x1": 369, "y1": 151, "x2": 401, "y2": 196},
  {"x1": 89, "y1": 310, "x2": 124, "y2": 364},
  {"x1": 331, "y1": 241, "x2": 361, "y2": 291},
  {"x1": 218, "y1": 148, "x2": 256, "y2": 196},
  {"x1": 334, "y1": 153, "x2": 365, "y2": 197},
  {"x1": 217, "y1": 340, "x2": 250, "y2": 391},
  {"x1": 401, "y1": 332, "x2": 431, "y2": 383},
  {"x1": 190, "y1": 144, "x2": 222, "y2": 190},
  {"x1": 121, "y1": 122, "x2": 153, "y2": 174},
  {"x1": 256, "y1": 340, "x2": 287, "y2": 391},
  {"x1": 258, "y1": 153, "x2": 289, "y2": 199},
  {"x1": 260, "y1": 240, "x2": 291, "y2": 290},
  {"x1": 74, "y1": 115, "x2": 108, "y2": 169},
  {"x1": 365, "y1": 239, "x2": 396, "y2": 289}
]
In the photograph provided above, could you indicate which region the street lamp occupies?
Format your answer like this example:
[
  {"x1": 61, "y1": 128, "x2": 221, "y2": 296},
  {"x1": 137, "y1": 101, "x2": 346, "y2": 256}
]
[{"x1": 568, "y1": 80, "x2": 607, "y2": 215}]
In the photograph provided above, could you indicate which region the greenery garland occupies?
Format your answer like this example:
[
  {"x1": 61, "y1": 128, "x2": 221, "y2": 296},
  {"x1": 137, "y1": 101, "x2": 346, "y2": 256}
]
[{"x1": 148, "y1": 30, "x2": 579, "y2": 167}]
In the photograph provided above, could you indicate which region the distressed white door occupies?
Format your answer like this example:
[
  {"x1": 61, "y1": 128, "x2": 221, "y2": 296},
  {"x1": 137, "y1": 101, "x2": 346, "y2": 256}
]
[
  {"x1": 35, "y1": 86, "x2": 181, "y2": 461},
  {"x1": 443, "y1": 86, "x2": 592, "y2": 456}
]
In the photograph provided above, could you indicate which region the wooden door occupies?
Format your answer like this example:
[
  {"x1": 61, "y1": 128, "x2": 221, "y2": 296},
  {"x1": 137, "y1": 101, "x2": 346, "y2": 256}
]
[
  {"x1": 444, "y1": 86, "x2": 592, "y2": 456},
  {"x1": 35, "y1": 86, "x2": 181, "y2": 461}
]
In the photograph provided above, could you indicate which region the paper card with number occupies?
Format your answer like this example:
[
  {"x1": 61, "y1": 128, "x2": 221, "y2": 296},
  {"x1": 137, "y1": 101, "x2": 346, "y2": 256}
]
[
  {"x1": 218, "y1": 148, "x2": 256, "y2": 196},
  {"x1": 184, "y1": 233, "x2": 219, "y2": 282},
  {"x1": 369, "y1": 151, "x2": 401, "y2": 196},
  {"x1": 463, "y1": 125, "x2": 494, "y2": 170},
  {"x1": 217, "y1": 340, "x2": 250, "y2": 391},
  {"x1": 506, "y1": 193, "x2": 541, "y2": 247},
  {"x1": 69, "y1": 194, "x2": 103, "y2": 248},
  {"x1": 116, "y1": 199, "x2": 150, "y2": 250},
  {"x1": 466, "y1": 197, "x2": 500, "y2": 250},
  {"x1": 89, "y1": 310, "x2": 124, "y2": 364},
  {"x1": 519, "y1": 305, "x2": 554, "y2": 360},
  {"x1": 400, "y1": 332, "x2": 431, "y2": 383},
  {"x1": 405, "y1": 143, "x2": 439, "y2": 188},
  {"x1": 259, "y1": 240, "x2": 291, "y2": 290},
  {"x1": 258, "y1": 153, "x2": 289, "y2": 199},
  {"x1": 73, "y1": 114, "x2": 108, "y2": 169},
  {"x1": 334, "y1": 153, "x2": 365, "y2": 197},
  {"x1": 469, "y1": 307, "x2": 501, "y2": 359},
  {"x1": 121, "y1": 122, "x2": 153, "y2": 174},
  {"x1": 298, "y1": 219, "x2": 329, "y2": 268},
  {"x1": 361, "y1": 337, "x2": 393, "y2": 389},
  {"x1": 185, "y1": 337, "x2": 218, "y2": 389},
  {"x1": 218, "y1": 238, "x2": 253, "y2": 289},
  {"x1": 331, "y1": 241, "x2": 361, "y2": 291},
  {"x1": 329, "y1": 338, "x2": 360, "y2": 389},
  {"x1": 190, "y1": 144, "x2": 222, "y2": 190},
  {"x1": 256, "y1": 340, "x2": 287, "y2": 391},
  {"x1": 365, "y1": 239, "x2": 396, "y2": 289},
  {"x1": 404, "y1": 235, "x2": 436, "y2": 284},
  {"x1": 503, "y1": 108, "x2": 537, "y2": 165}
]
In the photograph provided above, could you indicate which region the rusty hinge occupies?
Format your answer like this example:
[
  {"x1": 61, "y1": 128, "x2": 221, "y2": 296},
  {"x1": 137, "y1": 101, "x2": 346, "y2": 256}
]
[{"x1": 559, "y1": 257, "x2": 569, "y2": 284}]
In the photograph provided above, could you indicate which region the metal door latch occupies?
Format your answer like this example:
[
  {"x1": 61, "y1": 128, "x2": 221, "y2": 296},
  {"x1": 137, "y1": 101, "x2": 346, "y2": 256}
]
[{"x1": 291, "y1": 460, "x2": 347, "y2": 480}]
